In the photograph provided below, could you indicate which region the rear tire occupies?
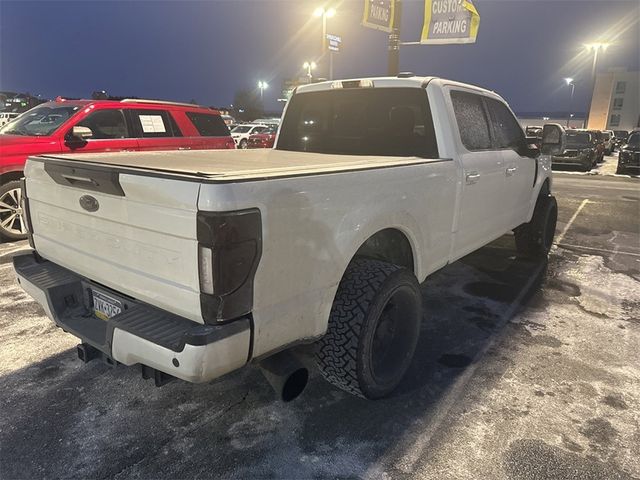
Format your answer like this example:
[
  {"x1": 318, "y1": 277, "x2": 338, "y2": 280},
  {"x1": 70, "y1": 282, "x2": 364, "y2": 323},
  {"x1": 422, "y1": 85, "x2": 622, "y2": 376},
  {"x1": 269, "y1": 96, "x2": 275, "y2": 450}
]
[
  {"x1": 316, "y1": 258, "x2": 422, "y2": 399},
  {"x1": 0, "y1": 180, "x2": 27, "y2": 242},
  {"x1": 514, "y1": 195, "x2": 558, "y2": 258},
  {"x1": 239, "y1": 139, "x2": 248, "y2": 149}
]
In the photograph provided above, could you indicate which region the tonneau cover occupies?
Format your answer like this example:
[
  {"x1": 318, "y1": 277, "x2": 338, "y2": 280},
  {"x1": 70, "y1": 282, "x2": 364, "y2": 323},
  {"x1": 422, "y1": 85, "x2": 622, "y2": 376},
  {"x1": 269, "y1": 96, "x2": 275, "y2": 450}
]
[{"x1": 34, "y1": 149, "x2": 436, "y2": 182}]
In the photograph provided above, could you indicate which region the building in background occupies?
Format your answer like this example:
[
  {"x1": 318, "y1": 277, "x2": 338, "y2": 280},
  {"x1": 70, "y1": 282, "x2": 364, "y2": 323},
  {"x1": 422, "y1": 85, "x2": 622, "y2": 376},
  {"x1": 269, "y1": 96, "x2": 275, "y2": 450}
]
[
  {"x1": 517, "y1": 112, "x2": 585, "y2": 129},
  {"x1": 587, "y1": 68, "x2": 639, "y2": 132}
]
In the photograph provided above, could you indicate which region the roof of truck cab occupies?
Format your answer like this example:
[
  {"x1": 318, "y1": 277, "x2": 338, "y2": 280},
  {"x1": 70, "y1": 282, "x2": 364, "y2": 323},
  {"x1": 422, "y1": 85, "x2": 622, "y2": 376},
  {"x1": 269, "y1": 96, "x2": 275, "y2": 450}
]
[
  {"x1": 295, "y1": 76, "x2": 498, "y2": 97},
  {"x1": 34, "y1": 149, "x2": 446, "y2": 183}
]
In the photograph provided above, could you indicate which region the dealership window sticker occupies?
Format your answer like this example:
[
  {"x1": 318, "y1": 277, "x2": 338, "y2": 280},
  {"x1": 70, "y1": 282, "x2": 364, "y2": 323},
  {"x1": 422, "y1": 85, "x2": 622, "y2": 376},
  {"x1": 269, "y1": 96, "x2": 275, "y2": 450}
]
[{"x1": 139, "y1": 115, "x2": 166, "y2": 133}]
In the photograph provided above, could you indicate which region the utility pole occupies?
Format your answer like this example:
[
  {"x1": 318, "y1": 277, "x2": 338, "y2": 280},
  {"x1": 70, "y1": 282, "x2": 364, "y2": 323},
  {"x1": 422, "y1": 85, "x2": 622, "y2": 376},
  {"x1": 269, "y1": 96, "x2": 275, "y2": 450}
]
[{"x1": 387, "y1": 0, "x2": 402, "y2": 76}]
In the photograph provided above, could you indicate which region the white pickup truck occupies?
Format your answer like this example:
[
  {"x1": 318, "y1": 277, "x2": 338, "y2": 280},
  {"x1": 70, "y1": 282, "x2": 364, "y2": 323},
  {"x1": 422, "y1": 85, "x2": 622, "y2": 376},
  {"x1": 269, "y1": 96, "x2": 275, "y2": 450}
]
[{"x1": 14, "y1": 76, "x2": 564, "y2": 401}]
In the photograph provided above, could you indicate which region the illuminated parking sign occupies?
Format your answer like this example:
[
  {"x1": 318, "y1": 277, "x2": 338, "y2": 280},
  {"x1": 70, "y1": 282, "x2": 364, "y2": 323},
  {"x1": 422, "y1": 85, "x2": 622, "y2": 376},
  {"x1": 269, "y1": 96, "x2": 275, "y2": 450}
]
[
  {"x1": 362, "y1": 0, "x2": 395, "y2": 33},
  {"x1": 420, "y1": 0, "x2": 480, "y2": 44},
  {"x1": 326, "y1": 34, "x2": 342, "y2": 52}
]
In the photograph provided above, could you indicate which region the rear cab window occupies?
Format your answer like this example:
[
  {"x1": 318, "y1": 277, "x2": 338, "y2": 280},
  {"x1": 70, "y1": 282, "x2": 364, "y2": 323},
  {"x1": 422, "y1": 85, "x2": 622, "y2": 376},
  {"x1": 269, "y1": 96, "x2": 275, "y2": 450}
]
[{"x1": 276, "y1": 87, "x2": 438, "y2": 158}]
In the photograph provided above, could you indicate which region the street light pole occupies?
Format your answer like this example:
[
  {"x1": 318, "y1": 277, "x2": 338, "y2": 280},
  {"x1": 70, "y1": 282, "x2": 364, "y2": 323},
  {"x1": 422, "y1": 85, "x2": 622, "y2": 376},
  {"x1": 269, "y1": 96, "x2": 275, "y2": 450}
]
[
  {"x1": 564, "y1": 78, "x2": 575, "y2": 127},
  {"x1": 388, "y1": 0, "x2": 403, "y2": 76},
  {"x1": 314, "y1": 7, "x2": 336, "y2": 80},
  {"x1": 257, "y1": 81, "x2": 268, "y2": 102},
  {"x1": 583, "y1": 42, "x2": 609, "y2": 129},
  {"x1": 303, "y1": 62, "x2": 316, "y2": 82}
]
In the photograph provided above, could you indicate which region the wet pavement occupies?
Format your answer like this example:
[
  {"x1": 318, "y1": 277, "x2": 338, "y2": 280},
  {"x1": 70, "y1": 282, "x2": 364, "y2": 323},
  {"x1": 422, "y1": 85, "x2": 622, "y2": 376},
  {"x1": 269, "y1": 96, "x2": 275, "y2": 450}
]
[{"x1": 0, "y1": 163, "x2": 638, "y2": 479}]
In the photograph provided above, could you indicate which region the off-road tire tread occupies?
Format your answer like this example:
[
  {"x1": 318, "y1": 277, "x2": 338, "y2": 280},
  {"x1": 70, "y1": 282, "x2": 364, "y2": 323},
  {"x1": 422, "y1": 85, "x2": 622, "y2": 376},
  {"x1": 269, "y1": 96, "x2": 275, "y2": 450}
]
[
  {"x1": 315, "y1": 258, "x2": 401, "y2": 398},
  {"x1": 514, "y1": 195, "x2": 557, "y2": 258}
]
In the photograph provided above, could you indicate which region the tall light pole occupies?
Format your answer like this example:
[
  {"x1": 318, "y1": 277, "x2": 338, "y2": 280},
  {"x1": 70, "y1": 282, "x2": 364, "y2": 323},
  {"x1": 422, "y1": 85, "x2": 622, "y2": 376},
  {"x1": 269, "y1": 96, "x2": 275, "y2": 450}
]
[
  {"x1": 313, "y1": 6, "x2": 336, "y2": 79},
  {"x1": 388, "y1": 0, "x2": 403, "y2": 76},
  {"x1": 257, "y1": 81, "x2": 268, "y2": 102},
  {"x1": 303, "y1": 61, "x2": 316, "y2": 82},
  {"x1": 583, "y1": 42, "x2": 610, "y2": 128},
  {"x1": 564, "y1": 77, "x2": 575, "y2": 127}
]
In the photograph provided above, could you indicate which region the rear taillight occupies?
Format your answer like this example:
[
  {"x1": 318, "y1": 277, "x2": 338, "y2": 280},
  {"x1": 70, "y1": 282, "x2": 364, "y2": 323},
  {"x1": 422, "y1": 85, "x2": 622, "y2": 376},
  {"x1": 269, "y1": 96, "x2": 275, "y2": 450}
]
[{"x1": 197, "y1": 209, "x2": 262, "y2": 323}]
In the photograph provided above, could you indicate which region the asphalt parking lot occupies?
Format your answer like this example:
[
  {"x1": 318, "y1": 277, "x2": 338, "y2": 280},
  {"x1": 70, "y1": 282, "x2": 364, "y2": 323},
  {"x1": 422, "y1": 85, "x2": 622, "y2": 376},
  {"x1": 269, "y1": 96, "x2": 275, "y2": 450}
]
[{"x1": 0, "y1": 156, "x2": 638, "y2": 479}]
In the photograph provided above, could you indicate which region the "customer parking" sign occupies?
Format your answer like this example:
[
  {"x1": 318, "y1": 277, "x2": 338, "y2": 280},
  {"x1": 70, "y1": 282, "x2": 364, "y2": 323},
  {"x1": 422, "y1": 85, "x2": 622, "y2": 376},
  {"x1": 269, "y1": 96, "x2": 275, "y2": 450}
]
[{"x1": 420, "y1": 0, "x2": 480, "y2": 44}]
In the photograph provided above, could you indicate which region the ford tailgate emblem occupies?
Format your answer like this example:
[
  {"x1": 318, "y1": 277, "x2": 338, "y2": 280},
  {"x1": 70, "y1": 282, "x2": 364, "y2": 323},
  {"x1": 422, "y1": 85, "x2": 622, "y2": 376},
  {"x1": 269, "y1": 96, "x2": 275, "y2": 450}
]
[{"x1": 79, "y1": 195, "x2": 99, "y2": 212}]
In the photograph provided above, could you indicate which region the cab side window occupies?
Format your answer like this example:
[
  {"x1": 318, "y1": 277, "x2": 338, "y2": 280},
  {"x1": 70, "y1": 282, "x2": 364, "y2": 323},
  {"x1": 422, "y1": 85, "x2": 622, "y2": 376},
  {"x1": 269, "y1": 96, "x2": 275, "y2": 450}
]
[
  {"x1": 450, "y1": 90, "x2": 491, "y2": 151},
  {"x1": 129, "y1": 109, "x2": 181, "y2": 138},
  {"x1": 485, "y1": 98, "x2": 524, "y2": 150},
  {"x1": 75, "y1": 109, "x2": 130, "y2": 139}
]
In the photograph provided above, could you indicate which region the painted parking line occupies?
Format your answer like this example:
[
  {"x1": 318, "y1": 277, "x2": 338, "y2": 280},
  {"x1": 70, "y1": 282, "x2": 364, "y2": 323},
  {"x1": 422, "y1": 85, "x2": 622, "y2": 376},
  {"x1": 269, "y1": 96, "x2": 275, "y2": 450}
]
[
  {"x1": 555, "y1": 198, "x2": 589, "y2": 245},
  {"x1": 397, "y1": 260, "x2": 547, "y2": 473},
  {"x1": 557, "y1": 242, "x2": 640, "y2": 258}
]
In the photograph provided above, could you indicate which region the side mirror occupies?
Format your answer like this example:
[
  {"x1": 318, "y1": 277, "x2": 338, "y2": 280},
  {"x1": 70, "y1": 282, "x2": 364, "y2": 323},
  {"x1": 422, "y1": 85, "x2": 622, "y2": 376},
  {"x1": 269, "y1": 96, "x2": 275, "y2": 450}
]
[
  {"x1": 540, "y1": 123, "x2": 565, "y2": 156},
  {"x1": 66, "y1": 126, "x2": 93, "y2": 146}
]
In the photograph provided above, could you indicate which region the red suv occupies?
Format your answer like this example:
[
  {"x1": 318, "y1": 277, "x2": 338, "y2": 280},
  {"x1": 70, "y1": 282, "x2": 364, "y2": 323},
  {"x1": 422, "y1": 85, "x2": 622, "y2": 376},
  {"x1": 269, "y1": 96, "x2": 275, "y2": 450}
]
[{"x1": 0, "y1": 98, "x2": 235, "y2": 240}]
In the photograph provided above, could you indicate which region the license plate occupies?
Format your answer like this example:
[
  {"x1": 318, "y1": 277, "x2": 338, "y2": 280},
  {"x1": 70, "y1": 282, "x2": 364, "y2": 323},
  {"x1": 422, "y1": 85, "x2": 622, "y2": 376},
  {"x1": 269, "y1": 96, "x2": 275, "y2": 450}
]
[{"x1": 92, "y1": 289, "x2": 123, "y2": 320}]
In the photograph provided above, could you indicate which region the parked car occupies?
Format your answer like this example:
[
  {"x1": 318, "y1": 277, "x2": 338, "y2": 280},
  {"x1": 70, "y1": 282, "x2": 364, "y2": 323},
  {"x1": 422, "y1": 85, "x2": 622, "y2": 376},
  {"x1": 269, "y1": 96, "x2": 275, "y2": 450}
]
[
  {"x1": 231, "y1": 123, "x2": 268, "y2": 148},
  {"x1": 247, "y1": 125, "x2": 278, "y2": 148},
  {"x1": 616, "y1": 131, "x2": 640, "y2": 175},
  {"x1": 0, "y1": 112, "x2": 20, "y2": 127},
  {"x1": 613, "y1": 130, "x2": 630, "y2": 151},
  {"x1": 602, "y1": 130, "x2": 615, "y2": 155},
  {"x1": 14, "y1": 75, "x2": 562, "y2": 401},
  {"x1": 582, "y1": 129, "x2": 605, "y2": 162},
  {"x1": 525, "y1": 126, "x2": 543, "y2": 137},
  {"x1": 0, "y1": 98, "x2": 234, "y2": 240},
  {"x1": 551, "y1": 130, "x2": 596, "y2": 171},
  {"x1": 525, "y1": 126, "x2": 543, "y2": 148},
  {"x1": 252, "y1": 117, "x2": 281, "y2": 126},
  {"x1": 221, "y1": 114, "x2": 236, "y2": 127}
]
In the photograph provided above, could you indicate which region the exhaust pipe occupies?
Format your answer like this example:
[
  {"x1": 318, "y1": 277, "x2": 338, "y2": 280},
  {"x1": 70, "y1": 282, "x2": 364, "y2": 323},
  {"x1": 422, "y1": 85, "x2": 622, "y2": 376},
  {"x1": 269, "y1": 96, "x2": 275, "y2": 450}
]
[{"x1": 259, "y1": 350, "x2": 309, "y2": 402}]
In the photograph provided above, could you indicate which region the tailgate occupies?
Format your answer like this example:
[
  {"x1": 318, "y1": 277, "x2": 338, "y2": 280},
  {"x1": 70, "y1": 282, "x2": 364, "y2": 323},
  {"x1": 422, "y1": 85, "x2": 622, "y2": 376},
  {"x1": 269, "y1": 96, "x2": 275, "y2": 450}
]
[{"x1": 24, "y1": 157, "x2": 204, "y2": 323}]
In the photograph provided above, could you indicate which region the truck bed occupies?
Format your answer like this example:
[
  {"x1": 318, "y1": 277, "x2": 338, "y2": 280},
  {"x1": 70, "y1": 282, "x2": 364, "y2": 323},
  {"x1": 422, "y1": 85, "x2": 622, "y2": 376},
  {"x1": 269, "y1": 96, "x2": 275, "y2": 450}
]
[{"x1": 35, "y1": 149, "x2": 440, "y2": 182}]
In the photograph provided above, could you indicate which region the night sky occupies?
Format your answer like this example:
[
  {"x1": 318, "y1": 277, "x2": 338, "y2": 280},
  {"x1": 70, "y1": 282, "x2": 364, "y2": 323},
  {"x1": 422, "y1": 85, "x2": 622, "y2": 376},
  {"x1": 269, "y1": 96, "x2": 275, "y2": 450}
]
[{"x1": 1, "y1": 0, "x2": 638, "y2": 114}]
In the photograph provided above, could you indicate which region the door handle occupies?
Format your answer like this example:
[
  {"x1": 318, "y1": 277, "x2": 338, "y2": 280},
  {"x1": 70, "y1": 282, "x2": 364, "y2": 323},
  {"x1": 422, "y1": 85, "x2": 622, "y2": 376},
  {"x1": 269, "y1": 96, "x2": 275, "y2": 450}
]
[
  {"x1": 465, "y1": 171, "x2": 480, "y2": 185},
  {"x1": 505, "y1": 166, "x2": 517, "y2": 176}
]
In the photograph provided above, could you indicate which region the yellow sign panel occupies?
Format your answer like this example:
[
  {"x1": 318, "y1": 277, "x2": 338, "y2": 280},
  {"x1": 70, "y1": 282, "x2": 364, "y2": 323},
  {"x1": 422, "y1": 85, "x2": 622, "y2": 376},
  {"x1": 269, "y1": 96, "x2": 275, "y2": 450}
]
[
  {"x1": 362, "y1": 0, "x2": 396, "y2": 33},
  {"x1": 421, "y1": 0, "x2": 480, "y2": 44}
]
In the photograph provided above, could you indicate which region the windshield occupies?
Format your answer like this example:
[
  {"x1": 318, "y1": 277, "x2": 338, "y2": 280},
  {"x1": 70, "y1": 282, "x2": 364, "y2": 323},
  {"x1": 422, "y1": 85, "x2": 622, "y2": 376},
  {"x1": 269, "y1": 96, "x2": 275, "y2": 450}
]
[
  {"x1": 0, "y1": 104, "x2": 81, "y2": 136},
  {"x1": 614, "y1": 130, "x2": 629, "y2": 139},
  {"x1": 566, "y1": 132, "x2": 591, "y2": 146},
  {"x1": 232, "y1": 125, "x2": 252, "y2": 133},
  {"x1": 262, "y1": 126, "x2": 277, "y2": 134},
  {"x1": 627, "y1": 133, "x2": 640, "y2": 147},
  {"x1": 276, "y1": 88, "x2": 438, "y2": 157}
]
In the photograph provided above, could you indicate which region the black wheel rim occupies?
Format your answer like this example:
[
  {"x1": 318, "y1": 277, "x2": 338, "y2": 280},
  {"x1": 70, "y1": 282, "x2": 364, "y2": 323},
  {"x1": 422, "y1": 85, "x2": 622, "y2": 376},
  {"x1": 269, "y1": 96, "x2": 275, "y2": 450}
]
[{"x1": 370, "y1": 286, "x2": 418, "y2": 385}]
